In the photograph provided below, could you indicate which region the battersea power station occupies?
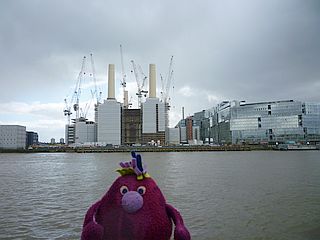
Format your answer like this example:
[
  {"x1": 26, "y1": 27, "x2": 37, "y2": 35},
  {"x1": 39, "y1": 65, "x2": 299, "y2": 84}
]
[
  {"x1": 64, "y1": 59, "x2": 320, "y2": 147},
  {"x1": 65, "y1": 63, "x2": 170, "y2": 146}
]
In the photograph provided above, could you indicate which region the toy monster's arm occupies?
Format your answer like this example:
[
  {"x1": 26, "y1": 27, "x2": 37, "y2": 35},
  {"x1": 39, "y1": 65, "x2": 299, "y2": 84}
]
[
  {"x1": 166, "y1": 204, "x2": 191, "y2": 240},
  {"x1": 81, "y1": 201, "x2": 104, "y2": 240}
]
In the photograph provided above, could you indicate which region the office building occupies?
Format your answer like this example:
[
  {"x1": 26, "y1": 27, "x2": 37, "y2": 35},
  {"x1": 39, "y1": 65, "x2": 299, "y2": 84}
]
[
  {"x1": 26, "y1": 131, "x2": 39, "y2": 147},
  {"x1": 211, "y1": 100, "x2": 320, "y2": 144},
  {"x1": 0, "y1": 125, "x2": 26, "y2": 149}
]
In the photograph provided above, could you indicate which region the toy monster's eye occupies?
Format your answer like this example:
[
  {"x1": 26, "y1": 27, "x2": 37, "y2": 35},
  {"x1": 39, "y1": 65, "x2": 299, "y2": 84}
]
[
  {"x1": 137, "y1": 186, "x2": 146, "y2": 195},
  {"x1": 120, "y1": 186, "x2": 129, "y2": 195}
]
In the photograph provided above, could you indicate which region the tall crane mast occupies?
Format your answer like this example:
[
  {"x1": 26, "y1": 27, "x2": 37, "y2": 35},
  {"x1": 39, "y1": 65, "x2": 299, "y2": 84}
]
[
  {"x1": 161, "y1": 56, "x2": 174, "y2": 105},
  {"x1": 138, "y1": 64, "x2": 148, "y2": 98},
  {"x1": 63, "y1": 56, "x2": 87, "y2": 124},
  {"x1": 160, "y1": 56, "x2": 174, "y2": 130},
  {"x1": 131, "y1": 60, "x2": 148, "y2": 108},
  {"x1": 90, "y1": 53, "x2": 101, "y2": 104},
  {"x1": 160, "y1": 73, "x2": 165, "y2": 102},
  {"x1": 73, "y1": 56, "x2": 87, "y2": 120},
  {"x1": 120, "y1": 44, "x2": 128, "y2": 108},
  {"x1": 63, "y1": 98, "x2": 72, "y2": 125},
  {"x1": 90, "y1": 53, "x2": 102, "y2": 121}
]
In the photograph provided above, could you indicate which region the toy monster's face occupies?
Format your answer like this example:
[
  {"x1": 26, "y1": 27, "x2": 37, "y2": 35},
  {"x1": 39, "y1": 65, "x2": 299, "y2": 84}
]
[{"x1": 106, "y1": 175, "x2": 166, "y2": 215}]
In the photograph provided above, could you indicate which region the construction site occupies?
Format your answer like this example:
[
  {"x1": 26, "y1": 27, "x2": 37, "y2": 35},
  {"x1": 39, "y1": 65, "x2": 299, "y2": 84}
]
[
  {"x1": 64, "y1": 48, "x2": 320, "y2": 149},
  {"x1": 64, "y1": 47, "x2": 177, "y2": 147}
]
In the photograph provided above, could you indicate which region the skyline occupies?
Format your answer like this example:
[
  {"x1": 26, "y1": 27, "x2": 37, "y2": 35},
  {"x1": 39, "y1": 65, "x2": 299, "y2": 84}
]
[{"x1": 1, "y1": 0, "x2": 320, "y2": 142}]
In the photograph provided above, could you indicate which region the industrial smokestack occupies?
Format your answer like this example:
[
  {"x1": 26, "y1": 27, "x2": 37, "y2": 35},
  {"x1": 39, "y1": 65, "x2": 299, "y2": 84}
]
[
  {"x1": 149, "y1": 64, "x2": 156, "y2": 98},
  {"x1": 108, "y1": 64, "x2": 115, "y2": 99}
]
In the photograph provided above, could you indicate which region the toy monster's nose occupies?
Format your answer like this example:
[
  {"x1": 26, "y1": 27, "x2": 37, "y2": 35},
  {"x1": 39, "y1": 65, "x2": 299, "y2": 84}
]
[{"x1": 121, "y1": 191, "x2": 143, "y2": 213}]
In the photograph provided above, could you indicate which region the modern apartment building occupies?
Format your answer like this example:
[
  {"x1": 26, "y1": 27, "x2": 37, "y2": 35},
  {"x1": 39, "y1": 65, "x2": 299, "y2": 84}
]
[{"x1": 26, "y1": 131, "x2": 39, "y2": 147}]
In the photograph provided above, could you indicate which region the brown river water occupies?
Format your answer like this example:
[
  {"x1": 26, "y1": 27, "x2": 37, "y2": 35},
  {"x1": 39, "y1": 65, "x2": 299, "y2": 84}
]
[{"x1": 0, "y1": 151, "x2": 319, "y2": 239}]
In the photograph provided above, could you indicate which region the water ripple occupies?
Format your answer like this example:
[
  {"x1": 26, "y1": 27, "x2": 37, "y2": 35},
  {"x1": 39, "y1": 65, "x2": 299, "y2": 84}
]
[{"x1": 0, "y1": 151, "x2": 320, "y2": 240}]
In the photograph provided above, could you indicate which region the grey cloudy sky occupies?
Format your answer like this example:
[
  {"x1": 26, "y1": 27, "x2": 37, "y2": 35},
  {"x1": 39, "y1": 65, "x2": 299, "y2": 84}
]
[{"x1": 1, "y1": 0, "x2": 320, "y2": 141}]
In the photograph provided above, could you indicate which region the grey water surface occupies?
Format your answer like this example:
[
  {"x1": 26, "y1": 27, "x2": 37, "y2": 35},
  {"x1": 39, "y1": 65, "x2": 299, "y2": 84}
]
[{"x1": 0, "y1": 151, "x2": 319, "y2": 240}]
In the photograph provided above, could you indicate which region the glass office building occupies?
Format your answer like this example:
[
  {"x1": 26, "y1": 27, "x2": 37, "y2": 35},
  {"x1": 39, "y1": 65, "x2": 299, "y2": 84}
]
[{"x1": 211, "y1": 100, "x2": 320, "y2": 144}]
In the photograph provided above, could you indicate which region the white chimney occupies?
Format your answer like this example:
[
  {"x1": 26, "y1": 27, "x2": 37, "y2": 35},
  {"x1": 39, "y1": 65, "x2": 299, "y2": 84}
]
[
  {"x1": 149, "y1": 64, "x2": 156, "y2": 98},
  {"x1": 108, "y1": 64, "x2": 115, "y2": 99}
]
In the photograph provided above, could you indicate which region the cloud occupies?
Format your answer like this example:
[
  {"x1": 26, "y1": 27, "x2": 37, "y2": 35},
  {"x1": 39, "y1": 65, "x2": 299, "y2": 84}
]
[
  {"x1": 0, "y1": 101, "x2": 66, "y2": 141},
  {"x1": 1, "y1": 0, "x2": 320, "y2": 140},
  {"x1": 168, "y1": 109, "x2": 182, "y2": 128},
  {"x1": 178, "y1": 86, "x2": 195, "y2": 97},
  {"x1": 207, "y1": 94, "x2": 220, "y2": 104},
  {"x1": 0, "y1": 102, "x2": 63, "y2": 118}
]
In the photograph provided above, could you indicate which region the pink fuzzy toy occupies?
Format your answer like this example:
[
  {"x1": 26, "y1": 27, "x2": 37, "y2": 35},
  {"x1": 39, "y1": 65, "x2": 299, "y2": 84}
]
[{"x1": 81, "y1": 151, "x2": 191, "y2": 240}]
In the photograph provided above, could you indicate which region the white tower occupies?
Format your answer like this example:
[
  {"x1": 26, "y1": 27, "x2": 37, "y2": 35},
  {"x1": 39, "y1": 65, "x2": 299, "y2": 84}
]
[
  {"x1": 142, "y1": 64, "x2": 165, "y2": 144},
  {"x1": 97, "y1": 64, "x2": 121, "y2": 145},
  {"x1": 149, "y1": 64, "x2": 156, "y2": 98}
]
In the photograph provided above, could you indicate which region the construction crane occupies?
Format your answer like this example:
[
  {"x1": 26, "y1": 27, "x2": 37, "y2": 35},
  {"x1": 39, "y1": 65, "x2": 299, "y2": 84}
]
[
  {"x1": 89, "y1": 53, "x2": 102, "y2": 119},
  {"x1": 81, "y1": 89, "x2": 96, "y2": 119},
  {"x1": 160, "y1": 56, "x2": 174, "y2": 106},
  {"x1": 63, "y1": 56, "x2": 87, "y2": 124},
  {"x1": 120, "y1": 44, "x2": 128, "y2": 108},
  {"x1": 138, "y1": 64, "x2": 148, "y2": 98},
  {"x1": 160, "y1": 74, "x2": 165, "y2": 102},
  {"x1": 131, "y1": 60, "x2": 148, "y2": 108},
  {"x1": 128, "y1": 95, "x2": 133, "y2": 108},
  {"x1": 160, "y1": 56, "x2": 174, "y2": 129},
  {"x1": 89, "y1": 53, "x2": 102, "y2": 104},
  {"x1": 63, "y1": 98, "x2": 72, "y2": 125}
]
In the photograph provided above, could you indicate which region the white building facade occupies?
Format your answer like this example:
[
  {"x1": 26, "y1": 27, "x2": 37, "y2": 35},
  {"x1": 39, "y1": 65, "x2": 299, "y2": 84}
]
[
  {"x1": 142, "y1": 98, "x2": 165, "y2": 133},
  {"x1": 167, "y1": 127, "x2": 180, "y2": 145},
  {"x1": 97, "y1": 99, "x2": 121, "y2": 145},
  {"x1": 0, "y1": 125, "x2": 26, "y2": 149},
  {"x1": 75, "y1": 120, "x2": 96, "y2": 144}
]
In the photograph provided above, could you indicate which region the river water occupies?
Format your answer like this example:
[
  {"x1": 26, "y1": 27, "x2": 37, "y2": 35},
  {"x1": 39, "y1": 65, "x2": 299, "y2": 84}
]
[{"x1": 0, "y1": 151, "x2": 319, "y2": 240}]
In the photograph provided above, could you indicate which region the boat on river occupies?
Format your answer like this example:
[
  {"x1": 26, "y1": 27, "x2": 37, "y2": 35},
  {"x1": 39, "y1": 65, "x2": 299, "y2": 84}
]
[{"x1": 277, "y1": 143, "x2": 318, "y2": 151}]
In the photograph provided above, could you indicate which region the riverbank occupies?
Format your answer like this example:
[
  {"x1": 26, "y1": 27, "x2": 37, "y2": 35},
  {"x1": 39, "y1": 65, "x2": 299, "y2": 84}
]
[
  {"x1": 2, "y1": 144, "x2": 319, "y2": 153},
  {"x1": 0, "y1": 144, "x2": 272, "y2": 153},
  {"x1": 73, "y1": 145, "x2": 256, "y2": 153}
]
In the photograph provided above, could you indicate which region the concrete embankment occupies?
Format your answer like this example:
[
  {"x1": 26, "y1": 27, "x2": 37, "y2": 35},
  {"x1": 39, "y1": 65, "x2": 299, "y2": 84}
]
[
  {"x1": 1, "y1": 145, "x2": 276, "y2": 153},
  {"x1": 73, "y1": 145, "x2": 258, "y2": 153}
]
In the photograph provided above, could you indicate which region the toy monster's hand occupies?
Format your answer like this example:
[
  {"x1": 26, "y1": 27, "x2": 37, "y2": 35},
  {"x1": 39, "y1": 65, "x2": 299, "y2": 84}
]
[
  {"x1": 81, "y1": 221, "x2": 104, "y2": 240},
  {"x1": 81, "y1": 201, "x2": 104, "y2": 240},
  {"x1": 174, "y1": 224, "x2": 191, "y2": 240},
  {"x1": 166, "y1": 204, "x2": 191, "y2": 240}
]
